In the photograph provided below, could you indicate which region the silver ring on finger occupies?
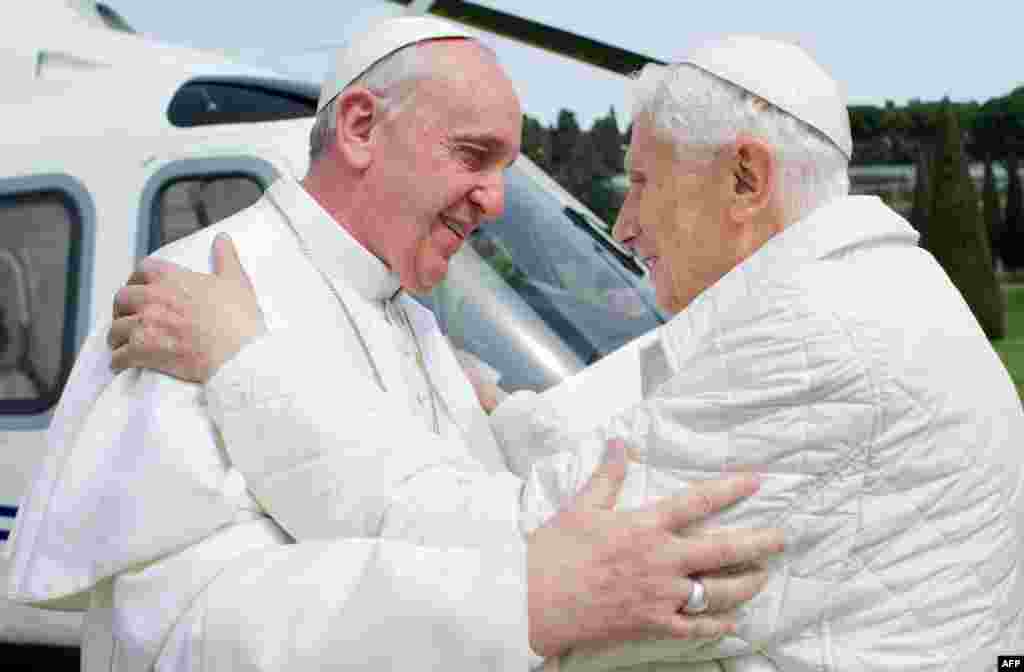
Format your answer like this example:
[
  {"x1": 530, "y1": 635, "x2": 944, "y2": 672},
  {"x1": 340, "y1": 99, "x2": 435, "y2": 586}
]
[{"x1": 681, "y1": 576, "x2": 709, "y2": 614}]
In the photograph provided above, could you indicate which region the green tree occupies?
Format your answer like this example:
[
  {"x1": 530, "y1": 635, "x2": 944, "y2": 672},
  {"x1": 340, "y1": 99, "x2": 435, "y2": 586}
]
[
  {"x1": 910, "y1": 145, "x2": 931, "y2": 242},
  {"x1": 559, "y1": 130, "x2": 603, "y2": 195},
  {"x1": 521, "y1": 114, "x2": 551, "y2": 172},
  {"x1": 880, "y1": 106, "x2": 912, "y2": 136},
  {"x1": 926, "y1": 102, "x2": 1005, "y2": 339},
  {"x1": 590, "y1": 107, "x2": 624, "y2": 175},
  {"x1": 1003, "y1": 151, "x2": 1024, "y2": 270},
  {"x1": 982, "y1": 155, "x2": 1004, "y2": 263},
  {"x1": 550, "y1": 109, "x2": 582, "y2": 175}
]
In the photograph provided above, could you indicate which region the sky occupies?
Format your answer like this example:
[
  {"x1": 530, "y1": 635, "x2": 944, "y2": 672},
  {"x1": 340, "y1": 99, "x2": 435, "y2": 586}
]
[{"x1": 107, "y1": 0, "x2": 1024, "y2": 128}]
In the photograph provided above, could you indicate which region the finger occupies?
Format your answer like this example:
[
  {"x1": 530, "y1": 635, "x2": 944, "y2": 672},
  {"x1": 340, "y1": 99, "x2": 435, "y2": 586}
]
[
  {"x1": 212, "y1": 234, "x2": 255, "y2": 290},
  {"x1": 113, "y1": 282, "x2": 190, "y2": 320},
  {"x1": 571, "y1": 439, "x2": 628, "y2": 511},
  {"x1": 113, "y1": 285, "x2": 154, "y2": 319},
  {"x1": 107, "y1": 314, "x2": 142, "y2": 349},
  {"x1": 110, "y1": 328, "x2": 180, "y2": 375},
  {"x1": 689, "y1": 566, "x2": 770, "y2": 614},
  {"x1": 124, "y1": 256, "x2": 182, "y2": 288},
  {"x1": 663, "y1": 612, "x2": 737, "y2": 640},
  {"x1": 673, "y1": 528, "x2": 785, "y2": 575},
  {"x1": 649, "y1": 474, "x2": 761, "y2": 531}
]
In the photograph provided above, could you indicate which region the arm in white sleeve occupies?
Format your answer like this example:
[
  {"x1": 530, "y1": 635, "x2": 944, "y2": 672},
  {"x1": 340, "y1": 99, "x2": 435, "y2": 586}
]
[
  {"x1": 490, "y1": 330, "x2": 659, "y2": 480},
  {"x1": 204, "y1": 328, "x2": 529, "y2": 548},
  {"x1": 153, "y1": 524, "x2": 531, "y2": 672}
]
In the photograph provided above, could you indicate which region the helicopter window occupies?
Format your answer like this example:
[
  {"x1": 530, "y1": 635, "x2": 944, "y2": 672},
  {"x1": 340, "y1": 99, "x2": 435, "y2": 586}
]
[
  {"x1": 154, "y1": 175, "x2": 263, "y2": 247},
  {"x1": 0, "y1": 190, "x2": 80, "y2": 413},
  {"x1": 168, "y1": 82, "x2": 316, "y2": 127}
]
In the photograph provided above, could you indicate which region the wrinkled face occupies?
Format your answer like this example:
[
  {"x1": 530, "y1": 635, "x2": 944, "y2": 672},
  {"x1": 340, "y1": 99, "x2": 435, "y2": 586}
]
[
  {"x1": 613, "y1": 117, "x2": 735, "y2": 314},
  {"x1": 367, "y1": 42, "x2": 522, "y2": 293}
]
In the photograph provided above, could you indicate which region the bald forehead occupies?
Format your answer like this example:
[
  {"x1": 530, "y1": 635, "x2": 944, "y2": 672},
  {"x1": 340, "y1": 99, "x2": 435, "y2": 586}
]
[{"x1": 415, "y1": 38, "x2": 504, "y2": 85}]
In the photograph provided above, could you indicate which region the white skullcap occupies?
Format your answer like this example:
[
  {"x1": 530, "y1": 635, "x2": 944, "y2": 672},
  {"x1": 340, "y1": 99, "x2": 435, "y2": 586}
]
[
  {"x1": 316, "y1": 15, "x2": 474, "y2": 113},
  {"x1": 683, "y1": 35, "x2": 853, "y2": 160}
]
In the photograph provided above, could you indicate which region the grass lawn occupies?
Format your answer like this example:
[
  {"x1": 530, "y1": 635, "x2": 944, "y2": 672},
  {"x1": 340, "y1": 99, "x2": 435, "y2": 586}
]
[{"x1": 993, "y1": 284, "x2": 1024, "y2": 399}]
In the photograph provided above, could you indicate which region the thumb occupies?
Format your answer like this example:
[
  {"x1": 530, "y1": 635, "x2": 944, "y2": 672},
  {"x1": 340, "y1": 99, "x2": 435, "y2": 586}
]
[
  {"x1": 571, "y1": 438, "x2": 628, "y2": 511},
  {"x1": 212, "y1": 234, "x2": 254, "y2": 290}
]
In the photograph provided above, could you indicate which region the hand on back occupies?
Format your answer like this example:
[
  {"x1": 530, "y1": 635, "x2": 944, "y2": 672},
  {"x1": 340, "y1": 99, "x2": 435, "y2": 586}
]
[{"x1": 108, "y1": 234, "x2": 265, "y2": 382}]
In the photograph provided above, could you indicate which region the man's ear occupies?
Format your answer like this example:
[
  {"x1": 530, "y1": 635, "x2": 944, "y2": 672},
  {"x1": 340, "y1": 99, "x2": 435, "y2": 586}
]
[
  {"x1": 728, "y1": 135, "x2": 775, "y2": 223},
  {"x1": 333, "y1": 87, "x2": 380, "y2": 171}
]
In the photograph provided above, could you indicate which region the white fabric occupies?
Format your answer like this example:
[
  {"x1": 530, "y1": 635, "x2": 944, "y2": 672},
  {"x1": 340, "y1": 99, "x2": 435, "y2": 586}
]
[
  {"x1": 6, "y1": 175, "x2": 534, "y2": 670},
  {"x1": 683, "y1": 35, "x2": 853, "y2": 160},
  {"x1": 316, "y1": 15, "x2": 473, "y2": 112},
  {"x1": 496, "y1": 196, "x2": 1024, "y2": 670}
]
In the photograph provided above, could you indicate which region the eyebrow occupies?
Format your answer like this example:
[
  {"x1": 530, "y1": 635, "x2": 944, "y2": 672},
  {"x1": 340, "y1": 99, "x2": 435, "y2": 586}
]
[{"x1": 453, "y1": 133, "x2": 518, "y2": 164}]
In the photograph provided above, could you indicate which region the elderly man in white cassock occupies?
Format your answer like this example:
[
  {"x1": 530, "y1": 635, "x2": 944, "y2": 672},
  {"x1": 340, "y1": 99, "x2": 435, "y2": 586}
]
[
  {"x1": 100, "y1": 33, "x2": 1024, "y2": 671},
  {"x1": 5, "y1": 16, "x2": 786, "y2": 672}
]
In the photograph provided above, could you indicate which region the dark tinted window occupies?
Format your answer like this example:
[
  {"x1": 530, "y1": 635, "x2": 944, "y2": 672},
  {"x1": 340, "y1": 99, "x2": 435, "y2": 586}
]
[
  {"x1": 0, "y1": 191, "x2": 80, "y2": 412},
  {"x1": 153, "y1": 175, "x2": 263, "y2": 248},
  {"x1": 168, "y1": 82, "x2": 315, "y2": 127}
]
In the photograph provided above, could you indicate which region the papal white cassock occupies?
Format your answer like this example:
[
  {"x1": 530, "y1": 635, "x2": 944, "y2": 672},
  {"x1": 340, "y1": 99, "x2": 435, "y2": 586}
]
[
  {"x1": 5, "y1": 175, "x2": 539, "y2": 671},
  {"x1": 140, "y1": 195, "x2": 1024, "y2": 671}
]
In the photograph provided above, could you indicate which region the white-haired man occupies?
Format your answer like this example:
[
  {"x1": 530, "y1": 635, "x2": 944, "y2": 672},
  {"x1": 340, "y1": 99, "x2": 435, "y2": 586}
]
[
  {"x1": 6, "y1": 18, "x2": 783, "y2": 672},
  {"x1": 103, "y1": 34, "x2": 1024, "y2": 670},
  {"x1": 499, "y1": 38, "x2": 1024, "y2": 668}
]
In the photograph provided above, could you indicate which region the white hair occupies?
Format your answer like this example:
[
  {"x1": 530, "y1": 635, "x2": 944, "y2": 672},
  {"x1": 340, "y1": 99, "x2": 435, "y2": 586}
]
[
  {"x1": 628, "y1": 63, "x2": 850, "y2": 223},
  {"x1": 309, "y1": 37, "x2": 495, "y2": 163}
]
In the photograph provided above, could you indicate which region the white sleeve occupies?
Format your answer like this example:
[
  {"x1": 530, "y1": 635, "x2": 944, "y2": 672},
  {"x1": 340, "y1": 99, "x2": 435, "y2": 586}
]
[
  {"x1": 490, "y1": 390, "x2": 574, "y2": 479},
  {"x1": 205, "y1": 329, "x2": 529, "y2": 548},
  {"x1": 490, "y1": 330, "x2": 658, "y2": 480},
  {"x1": 156, "y1": 534, "x2": 532, "y2": 671},
  {"x1": 204, "y1": 329, "x2": 546, "y2": 667}
]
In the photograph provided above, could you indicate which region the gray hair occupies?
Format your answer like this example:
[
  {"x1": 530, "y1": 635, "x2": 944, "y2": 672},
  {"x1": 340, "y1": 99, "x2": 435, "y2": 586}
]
[
  {"x1": 309, "y1": 37, "x2": 495, "y2": 163},
  {"x1": 629, "y1": 63, "x2": 849, "y2": 223}
]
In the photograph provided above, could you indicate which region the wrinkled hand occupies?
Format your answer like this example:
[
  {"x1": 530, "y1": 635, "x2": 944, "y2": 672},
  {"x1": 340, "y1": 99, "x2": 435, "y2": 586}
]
[
  {"x1": 527, "y1": 439, "x2": 782, "y2": 658},
  {"x1": 108, "y1": 234, "x2": 266, "y2": 382}
]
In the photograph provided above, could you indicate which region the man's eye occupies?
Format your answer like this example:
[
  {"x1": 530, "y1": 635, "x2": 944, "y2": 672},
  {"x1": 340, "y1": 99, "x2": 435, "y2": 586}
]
[{"x1": 457, "y1": 145, "x2": 487, "y2": 168}]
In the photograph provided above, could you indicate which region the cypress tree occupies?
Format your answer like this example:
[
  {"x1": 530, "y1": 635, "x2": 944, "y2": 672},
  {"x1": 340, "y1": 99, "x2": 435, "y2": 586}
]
[
  {"x1": 910, "y1": 145, "x2": 931, "y2": 244},
  {"x1": 982, "y1": 156, "x2": 1003, "y2": 268},
  {"x1": 927, "y1": 102, "x2": 1005, "y2": 339},
  {"x1": 1003, "y1": 151, "x2": 1024, "y2": 270}
]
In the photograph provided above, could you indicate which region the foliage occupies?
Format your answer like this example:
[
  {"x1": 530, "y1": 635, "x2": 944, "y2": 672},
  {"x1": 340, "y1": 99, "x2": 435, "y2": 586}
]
[
  {"x1": 924, "y1": 102, "x2": 1005, "y2": 339},
  {"x1": 982, "y1": 157, "x2": 1003, "y2": 256},
  {"x1": 521, "y1": 107, "x2": 627, "y2": 226},
  {"x1": 910, "y1": 146, "x2": 931, "y2": 240},
  {"x1": 993, "y1": 285, "x2": 1024, "y2": 400},
  {"x1": 1004, "y1": 152, "x2": 1024, "y2": 269},
  {"x1": 590, "y1": 107, "x2": 624, "y2": 174},
  {"x1": 849, "y1": 89, "x2": 1022, "y2": 164},
  {"x1": 521, "y1": 114, "x2": 552, "y2": 173}
]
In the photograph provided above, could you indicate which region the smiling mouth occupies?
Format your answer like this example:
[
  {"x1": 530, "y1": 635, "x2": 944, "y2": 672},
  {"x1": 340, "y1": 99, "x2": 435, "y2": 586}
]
[{"x1": 442, "y1": 217, "x2": 467, "y2": 240}]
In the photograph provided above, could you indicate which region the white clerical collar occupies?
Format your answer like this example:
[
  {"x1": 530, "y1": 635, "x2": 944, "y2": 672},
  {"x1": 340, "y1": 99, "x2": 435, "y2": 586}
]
[{"x1": 267, "y1": 176, "x2": 401, "y2": 302}]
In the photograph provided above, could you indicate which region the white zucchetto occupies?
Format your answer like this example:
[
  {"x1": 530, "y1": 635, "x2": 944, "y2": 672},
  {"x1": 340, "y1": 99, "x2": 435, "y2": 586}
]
[{"x1": 684, "y1": 35, "x2": 853, "y2": 159}]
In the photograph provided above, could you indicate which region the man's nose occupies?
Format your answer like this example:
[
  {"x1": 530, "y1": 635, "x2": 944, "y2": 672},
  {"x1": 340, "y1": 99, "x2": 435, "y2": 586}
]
[
  {"x1": 612, "y1": 205, "x2": 638, "y2": 249},
  {"x1": 470, "y1": 172, "x2": 506, "y2": 219}
]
